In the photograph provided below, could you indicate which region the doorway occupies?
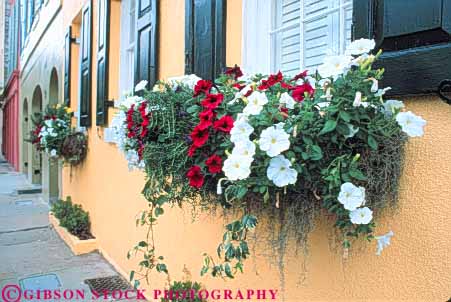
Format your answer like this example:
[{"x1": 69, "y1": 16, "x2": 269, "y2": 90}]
[
  {"x1": 31, "y1": 86, "x2": 43, "y2": 185},
  {"x1": 22, "y1": 98, "x2": 29, "y2": 174}
]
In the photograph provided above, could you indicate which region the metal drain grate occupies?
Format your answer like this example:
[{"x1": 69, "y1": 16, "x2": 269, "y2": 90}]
[{"x1": 84, "y1": 275, "x2": 133, "y2": 293}]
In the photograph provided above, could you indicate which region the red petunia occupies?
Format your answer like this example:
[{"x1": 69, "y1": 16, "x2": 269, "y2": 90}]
[
  {"x1": 205, "y1": 154, "x2": 222, "y2": 174},
  {"x1": 201, "y1": 93, "x2": 224, "y2": 110},
  {"x1": 292, "y1": 70, "x2": 308, "y2": 81},
  {"x1": 187, "y1": 165, "x2": 204, "y2": 188},
  {"x1": 292, "y1": 82, "x2": 315, "y2": 102},
  {"x1": 199, "y1": 110, "x2": 216, "y2": 128},
  {"x1": 193, "y1": 80, "x2": 213, "y2": 97},
  {"x1": 190, "y1": 125, "x2": 209, "y2": 147},
  {"x1": 233, "y1": 83, "x2": 245, "y2": 90},
  {"x1": 258, "y1": 71, "x2": 283, "y2": 90},
  {"x1": 213, "y1": 115, "x2": 234, "y2": 133},
  {"x1": 225, "y1": 65, "x2": 243, "y2": 80},
  {"x1": 281, "y1": 82, "x2": 295, "y2": 90}
]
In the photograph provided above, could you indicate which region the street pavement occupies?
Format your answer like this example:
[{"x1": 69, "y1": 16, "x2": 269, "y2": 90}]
[{"x1": 0, "y1": 157, "x2": 121, "y2": 301}]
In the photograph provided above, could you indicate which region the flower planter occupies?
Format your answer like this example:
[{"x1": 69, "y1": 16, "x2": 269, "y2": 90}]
[{"x1": 49, "y1": 213, "x2": 98, "y2": 255}]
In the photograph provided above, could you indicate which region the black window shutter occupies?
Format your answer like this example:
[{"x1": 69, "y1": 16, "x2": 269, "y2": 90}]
[
  {"x1": 353, "y1": 0, "x2": 451, "y2": 96},
  {"x1": 134, "y1": 0, "x2": 158, "y2": 89},
  {"x1": 64, "y1": 26, "x2": 72, "y2": 106},
  {"x1": 79, "y1": 0, "x2": 92, "y2": 127},
  {"x1": 96, "y1": 0, "x2": 110, "y2": 126},
  {"x1": 185, "y1": 0, "x2": 226, "y2": 80}
]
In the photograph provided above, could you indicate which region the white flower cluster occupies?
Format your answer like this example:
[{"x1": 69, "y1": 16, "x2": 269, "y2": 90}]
[
  {"x1": 167, "y1": 74, "x2": 202, "y2": 91},
  {"x1": 222, "y1": 90, "x2": 298, "y2": 188},
  {"x1": 337, "y1": 182, "x2": 372, "y2": 224},
  {"x1": 38, "y1": 118, "x2": 68, "y2": 157},
  {"x1": 317, "y1": 38, "x2": 426, "y2": 138},
  {"x1": 223, "y1": 116, "x2": 255, "y2": 181}
]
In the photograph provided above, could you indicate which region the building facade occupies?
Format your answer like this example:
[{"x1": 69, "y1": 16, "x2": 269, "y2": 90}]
[
  {"x1": 1, "y1": 0, "x2": 21, "y2": 171},
  {"x1": 9, "y1": 0, "x2": 451, "y2": 300},
  {"x1": 18, "y1": 0, "x2": 63, "y2": 202}
]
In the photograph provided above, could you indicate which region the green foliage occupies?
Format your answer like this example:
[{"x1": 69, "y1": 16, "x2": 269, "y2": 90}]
[
  {"x1": 123, "y1": 51, "x2": 409, "y2": 283},
  {"x1": 51, "y1": 197, "x2": 92, "y2": 240},
  {"x1": 161, "y1": 281, "x2": 205, "y2": 302},
  {"x1": 201, "y1": 214, "x2": 257, "y2": 279}
]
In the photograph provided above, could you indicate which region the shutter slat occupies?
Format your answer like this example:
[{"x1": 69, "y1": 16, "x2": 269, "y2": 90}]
[
  {"x1": 96, "y1": 0, "x2": 110, "y2": 126},
  {"x1": 185, "y1": 0, "x2": 226, "y2": 79},
  {"x1": 134, "y1": 0, "x2": 157, "y2": 88},
  {"x1": 79, "y1": 0, "x2": 92, "y2": 127}
]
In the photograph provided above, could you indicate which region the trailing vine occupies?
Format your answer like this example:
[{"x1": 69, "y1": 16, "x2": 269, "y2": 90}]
[{"x1": 111, "y1": 40, "x2": 425, "y2": 285}]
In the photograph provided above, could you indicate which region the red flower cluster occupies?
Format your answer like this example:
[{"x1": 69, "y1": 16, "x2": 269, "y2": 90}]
[
  {"x1": 186, "y1": 165, "x2": 204, "y2": 188},
  {"x1": 126, "y1": 102, "x2": 153, "y2": 159},
  {"x1": 225, "y1": 65, "x2": 243, "y2": 80},
  {"x1": 193, "y1": 80, "x2": 213, "y2": 97},
  {"x1": 258, "y1": 71, "x2": 283, "y2": 90},
  {"x1": 187, "y1": 78, "x2": 237, "y2": 188},
  {"x1": 292, "y1": 82, "x2": 315, "y2": 102}
]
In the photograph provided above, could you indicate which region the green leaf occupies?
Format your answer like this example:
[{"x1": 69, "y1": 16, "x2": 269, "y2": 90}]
[
  {"x1": 368, "y1": 135, "x2": 378, "y2": 150},
  {"x1": 339, "y1": 111, "x2": 351, "y2": 122},
  {"x1": 236, "y1": 186, "x2": 248, "y2": 199},
  {"x1": 186, "y1": 105, "x2": 200, "y2": 114},
  {"x1": 155, "y1": 207, "x2": 164, "y2": 217},
  {"x1": 319, "y1": 120, "x2": 337, "y2": 135},
  {"x1": 137, "y1": 241, "x2": 148, "y2": 247},
  {"x1": 156, "y1": 263, "x2": 168, "y2": 274},
  {"x1": 310, "y1": 145, "x2": 323, "y2": 160},
  {"x1": 129, "y1": 270, "x2": 135, "y2": 282},
  {"x1": 224, "y1": 263, "x2": 234, "y2": 279},
  {"x1": 241, "y1": 215, "x2": 257, "y2": 229},
  {"x1": 349, "y1": 169, "x2": 367, "y2": 181}
]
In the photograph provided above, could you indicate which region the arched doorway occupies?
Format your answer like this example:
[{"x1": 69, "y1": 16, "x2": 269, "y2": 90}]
[
  {"x1": 22, "y1": 98, "x2": 29, "y2": 174},
  {"x1": 48, "y1": 69, "x2": 59, "y2": 202},
  {"x1": 31, "y1": 86, "x2": 43, "y2": 185}
]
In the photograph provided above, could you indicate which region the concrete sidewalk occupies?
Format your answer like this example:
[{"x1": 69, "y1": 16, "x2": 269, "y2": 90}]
[{"x1": 0, "y1": 158, "x2": 120, "y2": 301}]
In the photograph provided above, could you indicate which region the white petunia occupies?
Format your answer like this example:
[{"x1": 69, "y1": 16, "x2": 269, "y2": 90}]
[
  {"x1": 267, "y1": 155, "x2": 298, "y2": 187},
  {"x1": 344, "y1": 124, "x2": 359, "y2": 138},
  {"x1": 50, "y1": 149, "x2": 58, "y2": 157},
  {"x1": 222, "y1": 155, "x2": 253, "y2": 181},
  {"x1": 396, "y1": 111, "x2": 426, "y2": 137},
  {"x1": 338, "y1": 182, "x2": 366, "y2": 211},
  {"x1": 345, "y1": 38, "x2": 376, "y2": 55},
  {"x1": 120, "y1": 95, "x2": 144, "y2": 109},
  {"x1": 349, "y1": 207, "x2": 373, "y2": 224},
  {"x1": 383, "y1": 99, "x2": 404, "y2": 116},
  {"x1": 230, "y1": 119, "x2": 254, "y2": 143},
  {"x1": 44, "y1": 120, "x2": 53, "y2": 127},
  {"x1": 320, "y1": 88, "x2": 333, "y2": 101},
  {"x1": 375, "y1": 230, "x2": 394, "y2": 255},
  {"x1": 134, "y1": 80, "x2": 148, "y2": 92},
  {"x1": 243, "y1": 91, "x2": 268, "y2": 116},
  {"x1": 167, "y1": 74, "x2": 202, "y2": 90},
  {"x1": 279, "y1": 92, "x2": 296, "y2": 109},
  {"x1": 369, "y1": 78, "x2": 378, "y2": 92},
  {"x1": 232, "y1": 139, "x2": 256, "y2": 158},
  {"x1": 229, "y1": 85, "x2": 253, "y2": 105},
  {"x1": 375, "y1": 87, "x2": 392, "y2": 97},
  {"x1": 353, "y1": 91, "x2": 369, "y2": 108},
  {"x1": 318, "y1": 55, "x2": 353, "y2": 78},
  {"x1": 125, "y1": 150, "x2": 145, "y2": 171},
  {"x1": 259, "y1": 123, "x2": 290, "y2": 157}
]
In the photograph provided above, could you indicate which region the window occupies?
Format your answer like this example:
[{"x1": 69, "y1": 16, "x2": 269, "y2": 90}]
[
  {"x1": 242, "y1": 0, "x2": 353, "y2": 75},
  {"x1": 119, "y1": 0, "x2": 136, "y2": 96}
]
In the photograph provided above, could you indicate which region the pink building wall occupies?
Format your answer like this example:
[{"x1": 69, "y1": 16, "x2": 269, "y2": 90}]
[{"x1": 2, "y1": 70, "x2": 20, "y2": 171}]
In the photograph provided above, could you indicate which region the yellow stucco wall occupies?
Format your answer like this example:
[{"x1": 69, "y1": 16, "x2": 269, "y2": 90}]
[{"x1": 62, "y1": 1, "x2": 451, "y2": 301}]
